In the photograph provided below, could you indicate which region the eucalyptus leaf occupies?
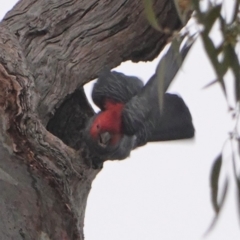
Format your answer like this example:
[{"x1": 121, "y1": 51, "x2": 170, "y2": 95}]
[
  {"x1": 191, "y1": 0, "x2": 201, "y2": 16},
  {"x1": 203, "y1": 4, "x2": 222, "y2": 34},
  {"x1": 202, "y1": 79, "x2": 218, "y2": 89},
  {"x1": 156, "y1": 37, "x2": 194, "y2": 111},
  {"x1": 173, "y1": 0, "x2": 192, "y2": 25},
  {"x1": 156, "y1": 38, "x2": 182, "y2": 111},
  {"x1": 231, "y1": 146, "x2": 240, "y2": 227},
  {"x1": 0, "y1": 168, "x2": 18, "y2": 186},
  {"x1": 219, "y1": 46, "x2": 230, "y2": 76},
  {"x1": 143, "y1": 0, "x2": 161, "y2": 31},
  {"x1": 236, "y1": 177, "x2": 240, "y2": 226},
  {"x1": 201, "y1": 33, "x2": 227, "y2": 97},
  {"x1": 231, "y1": 0, "x2": 240, "y2": 24},
  {"x1": 156, "y1": 54, "x2": 166, "y2": 111},
  {"x1": 226, "y1": 45, "x2": 240, "y2": 101},
  {"x1": 205, "y1": 177, "x2": 229, "y2": 235},
  {"x1": 210, "y1": 154, "x2": 222, "y2": 213}
]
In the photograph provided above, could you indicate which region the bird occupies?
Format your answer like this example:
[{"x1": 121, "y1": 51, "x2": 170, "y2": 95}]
[{"x1": 84, "y1": 40, "x2": 194, "y2": 161}]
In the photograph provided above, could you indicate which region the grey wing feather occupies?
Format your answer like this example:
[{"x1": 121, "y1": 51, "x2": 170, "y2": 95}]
[{"x1": 92, "y1": 69, "x2": 144, "y2": 110}]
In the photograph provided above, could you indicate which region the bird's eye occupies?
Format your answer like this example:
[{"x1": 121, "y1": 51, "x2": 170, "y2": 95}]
[{"x1": 96, "y1": 124, "x2": 100, "y2": 129}]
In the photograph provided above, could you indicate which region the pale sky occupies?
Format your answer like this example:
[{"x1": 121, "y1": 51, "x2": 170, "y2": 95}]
[{"x1": 1, "y1": 1, "x2": 240, "y2": 240}]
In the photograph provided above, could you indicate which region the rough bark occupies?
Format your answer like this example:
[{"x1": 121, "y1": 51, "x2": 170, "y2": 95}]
[{"x1": 0, "y1": 0, "x2": 181, "y2": 239}]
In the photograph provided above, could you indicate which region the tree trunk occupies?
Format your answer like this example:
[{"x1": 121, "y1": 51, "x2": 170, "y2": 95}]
[{"x1": 0, "y1": 0, "x2": 181, "y2": 239}]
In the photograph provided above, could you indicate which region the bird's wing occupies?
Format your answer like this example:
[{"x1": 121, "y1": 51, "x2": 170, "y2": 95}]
[
  {"x1": 92, "y1": 69, "x2": 144, "y2": 110},
  {"x1": 122, "y1": 40, "x2": 194, "y2": 146},
  {"x1": 134, "y1": 93, "x2": 194, "y2": 147}
]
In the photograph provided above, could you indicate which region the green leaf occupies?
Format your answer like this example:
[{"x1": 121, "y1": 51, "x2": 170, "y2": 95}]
[
  {"x1": 220, "y1": 47, "x2": 230, "y2": 76},
  {"x1": 156, "y1": 37, "x2": 194, "y2": 112},
  {"x1": 231, "y1": 144, "x2": 240, "y2": 227},
  {"x1": 202, "y1": 79, "x2": 218, "y2": 89},
  {"x1": 191, "y1": 0, "x2": 201, "y2": 16},
  {"x1": 201, "y1": 33, "x2": 227, "y2": 97},
  {"x1": 173, "y1": 0, "x2": 191, "y2": 25},
  {"x1": 203, "y1": 4, "x2": 222, "y2": 34},
  {"x1": 156, "y1": 38, "x2": 182, "y2": 111},
  {"x1": 236, "y1": 177, "x2": 240, "y2": 226},
  {"x1": 201, "y1": 34, "x2": 219, "y2": 70},
  {"x1": 219, "y1": 13, "x2": 227, "y2": 33},
  {"x1": 205, "y1": 176, "x2": 229, "y2": 235},
  {"x1": 143, "y1": 0, "x2": 161, "y2": 31},
  {"x1": 231, "y1": 0, "x2": 240, "y2": 24},
  {"x1": 226, "y1": 45, "x2": 240, "y2": 101},
  {"x1": 210, "y1": 154, "x2": 222, "y2": 213},
  {"x1": 171, "y1": 38, "x2": 184, "y2": 72},
  {"x1": 0, "y1": 168, "x2": 18, "y2": 186},
  {"x1": 156, "y1": 55, "x2": 166, "y2": 112}
]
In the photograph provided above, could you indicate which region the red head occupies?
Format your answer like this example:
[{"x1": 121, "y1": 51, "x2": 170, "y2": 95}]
[{"x1": 90, "y1": 101, "x2": 124, "y2": 145}]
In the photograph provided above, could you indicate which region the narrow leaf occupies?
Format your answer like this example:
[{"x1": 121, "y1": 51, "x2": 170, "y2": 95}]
[
  {"x1": 156, "y1": 56, "x2": 166, "y2": 112},
  {"x1": 226, "y1": 45, "x2": 240, "y2": 101},
  {"x1": 220, "y1": 46, "x2": 230, "y2": 76},
  {"x1": 219, "y1": 177, "x2": 229, "y2": 207},
  {"x1": 236, "y1": 177, "x2": 240, "y2": 226},
  {"x1": 203, "y1": 4, "x2": 222, "y2": 34},
  {"x1": 210, "y1": 154, "x2": 222, "y2": 213},
  {"x1": 156, "y1": 37, "x2": 193, "y2": 111},
  {"x1": 231, "y1": 0, "x2": 240, "y2": 24},
  {"x1": 191, "y1": 0, "x2": 201, "y2": 18},
  {"x1": 202, "y1": 79, "x2": 218, "y2": 89},
  {"x1": 171, "y1": 38, "x2": 184, "y2": 75},
  {"x1": 143, "y1": 0, "x2": 161, "y2": 31},
  {"x1": 156, "y1": 38, "x2": 182, "y2": 111},
  {"x1": 0, "y1": 168, "x2": 18, "y2": 186},
  {"x1": 219, "y1": 13, "x2": 227, "y2": 33},
  {"x1": 205, "y1": 177, "x2": 229, "y2": 236},
  {"x1": 231, "y1": 145, "x2": 240, "y2": 227},
  {"x1": 201, "y1": 34, "x2": 219, "y2": 70},
  {"x1": 201, "y1": 33, "x2": 227, "y2": 97},
  {"x1": 173, "y1": 0, "x2": 192, "y2": 25}
]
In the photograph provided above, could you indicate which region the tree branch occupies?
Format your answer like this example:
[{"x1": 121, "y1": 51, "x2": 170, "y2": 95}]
[
  {"x1": 0, "y1": 0, "x2": 181, "y2": 238},
  {"x1": 4, "y1": 0, "x2": 181, "y2": 123}
]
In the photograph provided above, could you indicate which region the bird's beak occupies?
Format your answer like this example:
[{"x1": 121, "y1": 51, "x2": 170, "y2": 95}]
[{"x1": 99, "y1": 132, "x2": 111, "y2": 146}]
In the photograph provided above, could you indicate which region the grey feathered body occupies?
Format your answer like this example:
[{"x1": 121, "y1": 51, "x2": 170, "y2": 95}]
[{"x1": 84, "y1": 41, "x2": 194, "y2": 161}]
